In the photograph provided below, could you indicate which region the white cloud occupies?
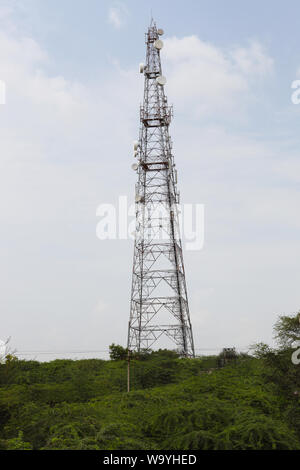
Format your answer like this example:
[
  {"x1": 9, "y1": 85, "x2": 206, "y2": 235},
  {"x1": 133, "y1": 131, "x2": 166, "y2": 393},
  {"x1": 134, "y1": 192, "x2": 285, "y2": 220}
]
[
  {"x1": 0, "y1": 14, "x2": 299, "y2": 356},
  {"x1": 0, "y1": 4, "x2": 13, "y2": 21},
  {"x1": 0, "y1": 19, "x2": 143, "y2": 354},
  {"x1": 162, "y1": 36, "x2": 273, "y2": 117},
  {"x1": 108, "y1": 2, "x2": 128, "y2": 30},
  {"x1": 231, "y1": 41, "x2": 274, "y2": 77},
  {"x1": 0, "y1": 27, "x2": 141, "y2": 225}
]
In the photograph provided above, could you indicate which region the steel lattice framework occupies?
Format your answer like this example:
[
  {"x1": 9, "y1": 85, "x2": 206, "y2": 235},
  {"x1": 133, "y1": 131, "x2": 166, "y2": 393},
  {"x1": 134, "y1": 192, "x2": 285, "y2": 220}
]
[{"x1": 128, "y1": 21, "x2": 195, "y2": 357}]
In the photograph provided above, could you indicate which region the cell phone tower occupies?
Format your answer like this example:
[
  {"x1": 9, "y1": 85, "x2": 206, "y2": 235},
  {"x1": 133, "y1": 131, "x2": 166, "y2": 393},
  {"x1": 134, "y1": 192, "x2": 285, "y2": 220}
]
[{"x1": 128, "y1": 21, "x2": 195, "y2": 357}]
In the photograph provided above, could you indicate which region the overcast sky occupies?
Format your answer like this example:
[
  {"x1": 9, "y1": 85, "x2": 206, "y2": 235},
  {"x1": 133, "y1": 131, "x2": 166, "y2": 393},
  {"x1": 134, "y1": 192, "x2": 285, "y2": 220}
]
[{"x1": 0, "y1": 0, "x2": 299, "y2": 360}]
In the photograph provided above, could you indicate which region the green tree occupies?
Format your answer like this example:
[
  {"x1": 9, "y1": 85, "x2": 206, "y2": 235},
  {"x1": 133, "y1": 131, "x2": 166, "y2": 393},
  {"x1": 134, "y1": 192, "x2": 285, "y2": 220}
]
[
  {"x1": 109, "y1": 344, "x2": 128, "y2": 360},
  {"x1": 5, "y1": 431, "x2": 32, "y2": 450},
  {"x1": 274, "y1": 312, "x2": 300, "y2": 349}
]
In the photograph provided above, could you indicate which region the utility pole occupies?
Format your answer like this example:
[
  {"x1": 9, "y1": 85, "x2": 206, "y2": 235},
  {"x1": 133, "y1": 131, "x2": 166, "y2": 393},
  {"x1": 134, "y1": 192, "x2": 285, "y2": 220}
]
[
  {"x1": 128, "y1": 20, "x2": 195, "y2": 357},
  {"x1": 127, "y1": 349, "x2": 131, "y2": 393}
]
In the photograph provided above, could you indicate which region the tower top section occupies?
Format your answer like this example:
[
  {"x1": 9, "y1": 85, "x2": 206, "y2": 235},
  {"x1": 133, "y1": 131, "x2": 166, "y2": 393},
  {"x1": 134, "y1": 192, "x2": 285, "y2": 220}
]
[
  {"x1": 145, "y1": 20, "x2": 164, "y2": 44},
  {"x1": 138, "y1": 22, "x2": 171, "y2": 130}
]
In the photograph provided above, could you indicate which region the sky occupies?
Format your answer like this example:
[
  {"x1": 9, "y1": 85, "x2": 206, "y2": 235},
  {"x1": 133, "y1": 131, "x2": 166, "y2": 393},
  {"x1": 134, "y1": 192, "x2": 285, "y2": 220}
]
[{"x1": 0, "y1": 0, "x2": 300, "y2": 360}]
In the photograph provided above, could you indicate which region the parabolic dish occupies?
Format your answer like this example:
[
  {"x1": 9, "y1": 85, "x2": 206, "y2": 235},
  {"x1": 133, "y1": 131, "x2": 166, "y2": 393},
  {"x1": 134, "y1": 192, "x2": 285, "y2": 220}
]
[
  {"x1": 156, "y1": 75, "x2": 167, "y2": 86},
  {"x1": 157, "y1": 28, "x2": 164, "y2": 36},
  {"x1": 154, "y1": 39, "x2": 163, "y2": 50},
  {"x1": 132, "y1": 163, "x2": 139, "y2": 171}
]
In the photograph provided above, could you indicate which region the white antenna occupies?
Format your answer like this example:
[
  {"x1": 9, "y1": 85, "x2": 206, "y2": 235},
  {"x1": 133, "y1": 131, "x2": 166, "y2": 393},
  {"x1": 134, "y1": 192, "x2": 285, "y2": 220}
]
[
  {"x1": 156, "y1": 76, "x2": 167, "y2": 86},
  {"x1": 154, "y1": 39, "x2": 163, "y2": 50}
]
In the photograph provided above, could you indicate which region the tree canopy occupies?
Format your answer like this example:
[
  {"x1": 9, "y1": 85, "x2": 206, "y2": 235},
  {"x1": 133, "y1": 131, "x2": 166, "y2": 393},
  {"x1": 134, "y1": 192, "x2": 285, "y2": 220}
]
[{"x1": 0, "y1": 314, "x2": 299, "y2": 450}]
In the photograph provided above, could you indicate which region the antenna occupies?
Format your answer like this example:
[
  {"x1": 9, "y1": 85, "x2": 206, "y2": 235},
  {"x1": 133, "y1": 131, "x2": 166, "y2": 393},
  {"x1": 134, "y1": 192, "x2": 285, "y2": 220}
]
[{"x1": 128, "y1": 22, "x2": 195, "y2": 358}]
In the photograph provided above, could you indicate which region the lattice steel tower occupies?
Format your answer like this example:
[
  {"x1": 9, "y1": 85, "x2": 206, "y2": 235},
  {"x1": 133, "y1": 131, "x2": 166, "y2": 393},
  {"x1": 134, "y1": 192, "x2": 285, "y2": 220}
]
[{"x1": 128, "y1": 21, "x2": 195, "y2": 357}]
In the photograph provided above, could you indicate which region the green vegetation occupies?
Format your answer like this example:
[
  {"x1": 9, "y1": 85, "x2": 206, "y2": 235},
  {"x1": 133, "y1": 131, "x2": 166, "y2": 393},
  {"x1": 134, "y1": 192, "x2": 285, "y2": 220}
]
[{"x1": 0, "y1": 314, "x2": 299, "y2": 450}]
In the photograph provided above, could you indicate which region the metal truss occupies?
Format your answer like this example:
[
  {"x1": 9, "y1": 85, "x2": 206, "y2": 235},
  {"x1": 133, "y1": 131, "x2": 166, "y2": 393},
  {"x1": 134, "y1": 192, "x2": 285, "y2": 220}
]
[{"x1": 128, "y1": 21, "x2": 195, "y2": 357}]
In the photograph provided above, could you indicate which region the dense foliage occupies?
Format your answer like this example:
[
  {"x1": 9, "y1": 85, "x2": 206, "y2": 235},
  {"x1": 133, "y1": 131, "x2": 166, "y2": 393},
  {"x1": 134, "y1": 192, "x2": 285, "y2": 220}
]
[{"x1": 0, "y1": 315, "x2": 299, "y2": 450}]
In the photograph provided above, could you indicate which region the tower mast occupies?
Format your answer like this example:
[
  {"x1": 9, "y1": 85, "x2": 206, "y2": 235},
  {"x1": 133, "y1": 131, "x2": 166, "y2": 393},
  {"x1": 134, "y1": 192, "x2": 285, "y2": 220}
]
[{"x1": 128, "y1": 21, "x2": 195, "y2": 357}]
